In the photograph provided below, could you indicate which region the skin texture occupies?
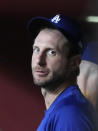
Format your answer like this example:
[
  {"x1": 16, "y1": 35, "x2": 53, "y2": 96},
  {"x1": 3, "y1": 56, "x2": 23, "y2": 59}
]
[
  {"x1": 78, "y1": 60, "x2": 98, "y2": 111},
  {"x1": 31, "y1": 28, "x2": 81, "y2": 109}
]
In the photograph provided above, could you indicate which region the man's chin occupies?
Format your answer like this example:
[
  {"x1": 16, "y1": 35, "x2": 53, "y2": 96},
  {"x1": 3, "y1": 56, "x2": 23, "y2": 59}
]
[
  {"x1": 33, "y1": 79, "x2": 49, "y2": 87},
  {"x1": 33, "y1": 78, "x2": 64, "y2": 92},
  {"x1": 33, "y1": 73, "x2": 68, "y2": 91}
]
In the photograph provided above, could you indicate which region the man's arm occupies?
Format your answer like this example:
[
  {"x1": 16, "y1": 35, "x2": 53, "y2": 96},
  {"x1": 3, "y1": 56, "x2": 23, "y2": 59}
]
[
  {"x1": 78, "y1": 42, "x2": 98, "y2": 110},
  {"x1": 78, "y1": 60, "x2": 98, "y2": 108}
]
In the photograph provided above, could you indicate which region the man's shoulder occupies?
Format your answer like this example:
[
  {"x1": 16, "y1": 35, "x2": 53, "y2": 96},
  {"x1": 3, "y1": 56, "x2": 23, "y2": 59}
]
[
  {"x1": 38, "y1": 88, "x2": 96, "y2": 131},
  {"x1": 50, "y1": 92, "x2": 95, "y2": 126},
  {"x1": 54, "y1": 86, "x2": 93, "y2": 112},
  {"x1": 47, "y1": 103, "x2": 95, "y2": 131},
  {"x1": 53, "y1": 102, "x2": 86, "y2": 119}
]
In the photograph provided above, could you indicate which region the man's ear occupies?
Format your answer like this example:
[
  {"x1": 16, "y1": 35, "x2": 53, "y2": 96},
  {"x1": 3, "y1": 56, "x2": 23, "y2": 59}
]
[{"x1": 68, "y1": 55, "x2": 81, "y2": 70}]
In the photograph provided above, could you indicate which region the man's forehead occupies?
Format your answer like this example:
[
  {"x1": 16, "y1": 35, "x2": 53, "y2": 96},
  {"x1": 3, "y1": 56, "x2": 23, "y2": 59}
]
[
  {"x1": 38, "y1": 28, "x2": 66, "y2": 39},
  {"x1": 34, "y1": 28, "x2": 68, "y2": 47}
]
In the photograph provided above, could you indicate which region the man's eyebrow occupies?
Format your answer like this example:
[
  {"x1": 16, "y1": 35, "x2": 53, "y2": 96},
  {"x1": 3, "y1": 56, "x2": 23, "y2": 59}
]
[{"x1": 32, "y1": 45, "x2": 38, "y2": 49}]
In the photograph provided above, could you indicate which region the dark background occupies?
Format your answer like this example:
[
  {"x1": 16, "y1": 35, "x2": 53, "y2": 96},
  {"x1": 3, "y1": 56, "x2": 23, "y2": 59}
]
[{"x1": 0, "y1": 0, "x2": 98, "y2": 130}]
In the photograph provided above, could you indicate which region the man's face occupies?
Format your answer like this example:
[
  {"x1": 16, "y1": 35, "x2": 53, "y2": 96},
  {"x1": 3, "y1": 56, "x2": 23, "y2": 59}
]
[{"x1": 31, "y1": 28, "x2": 70, "y2": 90}]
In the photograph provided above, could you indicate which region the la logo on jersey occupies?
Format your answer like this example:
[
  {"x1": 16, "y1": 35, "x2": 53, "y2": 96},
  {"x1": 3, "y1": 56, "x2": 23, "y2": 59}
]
[{"x1": 51, "y1": 15, "x2": 61, "y2": 23}]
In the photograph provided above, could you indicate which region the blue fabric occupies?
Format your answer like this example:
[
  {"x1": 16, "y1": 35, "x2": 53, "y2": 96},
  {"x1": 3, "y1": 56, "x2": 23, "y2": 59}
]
[
  {"x1": 82, "y1": 42, "x2": 98, "y2": 65},
  {"x1": 28, "y1": 14, "x2": 81, "y2": 40},
  {"x1": 27, "y1": 14, "x2": 85, "y2": 54},
  {"x1": 37, "y1": 85, "x2": 96, "y2": 131}
]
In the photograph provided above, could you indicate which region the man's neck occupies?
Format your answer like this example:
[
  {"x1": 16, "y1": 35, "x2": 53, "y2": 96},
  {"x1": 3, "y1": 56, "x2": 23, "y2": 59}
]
[{"x1": 41, "y1": 82, "x2": 74, "y2": 109}]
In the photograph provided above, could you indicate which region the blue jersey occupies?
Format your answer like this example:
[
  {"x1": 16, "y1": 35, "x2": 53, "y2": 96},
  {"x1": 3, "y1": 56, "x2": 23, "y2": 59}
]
[{"x1": 37, "y1": 85, "x2": 96, "y2": 131}]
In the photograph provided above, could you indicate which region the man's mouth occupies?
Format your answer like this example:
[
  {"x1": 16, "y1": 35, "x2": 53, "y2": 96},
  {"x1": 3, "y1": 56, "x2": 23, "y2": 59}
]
[{"x1": 34, "y1": 70, "x2": 49, "y2": 77}]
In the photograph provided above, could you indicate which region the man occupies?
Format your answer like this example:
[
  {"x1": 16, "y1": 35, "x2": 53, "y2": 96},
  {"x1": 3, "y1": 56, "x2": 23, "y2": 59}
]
[
  {"x1": 78, "y1": 42, "x2": 98, "y2": 130},
  {"x1": 27, "y1": 14, "x2": 96, "y2": 131},
  {"x1": 78, "y1": 42, "x2": 98, "y2": 111}
]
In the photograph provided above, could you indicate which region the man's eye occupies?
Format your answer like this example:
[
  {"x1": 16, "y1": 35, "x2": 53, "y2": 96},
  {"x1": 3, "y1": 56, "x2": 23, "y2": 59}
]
[
  {"x1": 48, "y1": 50, "x2": 56, "y2": 56},
  {"x1": 33, "y1": 48, "x2": 40, "y2": 53}
]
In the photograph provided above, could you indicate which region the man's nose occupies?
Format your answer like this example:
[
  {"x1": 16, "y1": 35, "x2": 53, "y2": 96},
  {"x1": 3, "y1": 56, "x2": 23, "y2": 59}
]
[{"x1": 36, "y1": 52, "x2": 46, "y2": 66}]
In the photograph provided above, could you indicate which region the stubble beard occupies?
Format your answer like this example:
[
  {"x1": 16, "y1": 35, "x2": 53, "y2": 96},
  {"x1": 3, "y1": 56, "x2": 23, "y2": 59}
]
[{"x1": 32, "y1": 66, "x2": 70, "y2": 92}]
